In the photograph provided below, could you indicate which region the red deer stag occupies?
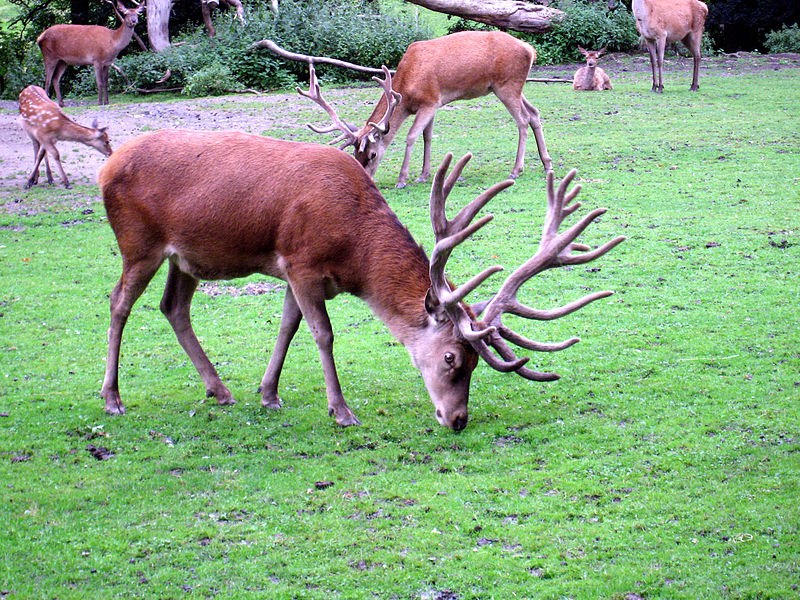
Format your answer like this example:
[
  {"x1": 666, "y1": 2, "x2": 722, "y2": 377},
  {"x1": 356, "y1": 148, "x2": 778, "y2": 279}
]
[
  {"x1": 573, "y1": 47, "x2": 612, "y2": 91},
  {"x1": 18, "y1": 85, "x2": 112, "y2": 189},
  {"x1": 258, "y1": 32, "x2": 553, "y2": 188},
  {"x1": 632, "y1": 0, "x2": 708, "y2": 92},
  {"x1": 37, "y1": 0, "x2": 145, "y2": 106},
  {"x1": 98, "y1": 130, "x2": 623, "y2": 430}
]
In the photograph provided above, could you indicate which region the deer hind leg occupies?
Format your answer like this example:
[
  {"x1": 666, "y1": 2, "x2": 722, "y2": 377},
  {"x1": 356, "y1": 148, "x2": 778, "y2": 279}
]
[
  {"x1": 497, "y1": 90, "x2": 553, "y2": 177},
  {"x1": 160, "y1": 260, "x2": 234, "y2": 405},
  {"x1": 288, "y1": 277, "x2": 360, "y2": 426},
  {"x1": 51, "y1": 61, "x2": 68, "y2": 106},
  {"x1": 259, "y1": 286, "x2": 303, "y2": 409},
  {"x1": 24, "y1": 138, "x2": 44, "y2": 188},
  {"x1": 398, "y1": 106, "x2": 437, "y2": 189},
  {"x1": 101, "y1": 254, "x2": 164, "y2": 415}
]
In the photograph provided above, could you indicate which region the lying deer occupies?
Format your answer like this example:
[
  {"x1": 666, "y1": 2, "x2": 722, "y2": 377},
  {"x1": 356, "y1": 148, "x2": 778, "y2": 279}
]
[
  {"x1": 98, "y1": 130, "x2": 623, "y2": 430},
  {"x1": 18, "y1": 85, "x2": 112, "y2": 189},
  {"x1": 257, "y1": 32, "x2": 553, "y2": 188},
  {"x1": 632, "y1": 0, "x2": 708, "y2": 92},
  {"x1": 37, "y1": 0, "x2": 144, "y2": 106},
  {"x1": 573, "y1": 47, "x2": 613, "y2": 91}
]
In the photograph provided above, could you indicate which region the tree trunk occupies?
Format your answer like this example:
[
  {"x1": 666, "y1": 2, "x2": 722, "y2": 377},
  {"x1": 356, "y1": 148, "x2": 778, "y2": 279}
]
[
  {"x1": 147, "y1": 0, "x2": 173, "y2": 52},
  {"x1": 403, "y1": 0, "x2": 564, "y2": 33}
]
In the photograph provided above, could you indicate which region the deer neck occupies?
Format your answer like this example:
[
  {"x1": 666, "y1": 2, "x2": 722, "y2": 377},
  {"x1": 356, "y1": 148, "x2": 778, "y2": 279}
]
[
  {"x1": 109, "y1": 18, "x2": 136, "y2": 53},
  {"x1": 358, "y1": 217, "x2": 432, "y2": 346},
  {"x1": 60, "y1": 120, "x2": 97, "y2": 143}
]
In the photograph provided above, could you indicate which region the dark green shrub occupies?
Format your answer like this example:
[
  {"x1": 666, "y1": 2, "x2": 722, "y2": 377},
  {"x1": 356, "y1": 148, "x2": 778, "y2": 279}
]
[
  {"x1": 527, "y1": 0, "x2": 640, "y2": 64},
  {"x1": 764, "y1": 23, "x2": 800, "y2": 53},
  {"x1": 99, "y1": 0, "x2": 429, "y2": 98}
]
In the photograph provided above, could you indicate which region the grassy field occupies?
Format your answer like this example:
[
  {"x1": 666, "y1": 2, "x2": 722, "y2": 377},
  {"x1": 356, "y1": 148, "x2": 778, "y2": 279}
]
[{"x1": 1, "y1": 58, "x2": 798, "y2": 599}]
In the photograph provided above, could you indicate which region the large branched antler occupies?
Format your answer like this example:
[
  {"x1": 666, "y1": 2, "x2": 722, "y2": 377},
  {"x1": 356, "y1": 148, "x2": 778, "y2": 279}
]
[
  {"x1": 428, "y1": 154, "x2": 625, "y2": 381},
  {"x1": 298, "y1": 63, "x2": 400, "y2": 151}
]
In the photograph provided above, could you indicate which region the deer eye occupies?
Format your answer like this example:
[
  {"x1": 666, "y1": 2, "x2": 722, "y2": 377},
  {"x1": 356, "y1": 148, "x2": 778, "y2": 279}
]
[{"x1": 444, "y1": 352, "x2": 455, "y2": 364}]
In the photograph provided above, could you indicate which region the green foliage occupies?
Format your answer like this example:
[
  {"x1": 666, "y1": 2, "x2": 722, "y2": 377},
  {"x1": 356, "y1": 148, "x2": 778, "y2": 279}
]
[
  {"x1": 0, "y1": 25, "x2": 42, "y2": 97},
  {"x1": 182, "y1": 63, "x2": 242, "y2": 97},
  {"x1": 105, "y1": 0, "x2": 429, "y2": 96},
  {"x1": 528, "y1": 0, "x2": 640, "y2": 64},
  {"x1": 764, "y1": 22, "x2": 800, "y2": 53}
]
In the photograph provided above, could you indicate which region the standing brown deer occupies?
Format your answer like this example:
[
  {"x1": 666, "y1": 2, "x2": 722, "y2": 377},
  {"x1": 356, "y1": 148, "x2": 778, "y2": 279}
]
[
  {"x1": 37, "y1": 0, "x2": 145, "y2": 106},
  {"x1": 572, "y1": 47, "x2": 613, "y2": 91},
  {"x1": 258, "y1": 32, "x2": 553, "y2": 188},
  {"x1": 18, "y1": 85, "x2": 112, "y2": 189},
  {"x1": 632, "y1": 0, "x2": 708, "y2": 92},
  {"x1": 98, "y1": 129, "x2": 623, "y2": 430}
]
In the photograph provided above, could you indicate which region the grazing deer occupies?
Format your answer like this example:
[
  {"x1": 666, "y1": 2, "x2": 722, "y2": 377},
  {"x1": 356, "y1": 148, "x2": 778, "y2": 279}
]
[
  {"x1": 37, "y1": 0, "x2": 145, "y2": 106},
  {"x1": 260, "y1": 32, "x2": 553, "y2": 188},
  {"x1": 632, "y1": 0, "x2": 708, "y2": 92},
  {"x1": 17, "y1": 85, "x2": 112, "y2": 189},
  {"x1": 573, "y1": 47, "x2": 613, "y2": 91},
  {"x1": 98, "y1": 129, "x2": 623, "y2": 430}
]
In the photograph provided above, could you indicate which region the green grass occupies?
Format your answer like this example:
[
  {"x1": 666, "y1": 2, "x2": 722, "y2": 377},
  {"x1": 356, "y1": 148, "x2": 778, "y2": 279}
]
[{"x1": 1, "y1": 63, "x2": 799, "y2": 599}]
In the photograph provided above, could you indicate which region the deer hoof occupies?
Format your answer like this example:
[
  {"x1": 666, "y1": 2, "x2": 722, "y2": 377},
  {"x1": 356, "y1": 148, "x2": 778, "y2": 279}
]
[
  {"x1": 395, "y1": 181, "x2": 407, "y2": 189},
  {"x1": 103, "y1": 394, "x2": 126, "y2": 415},
  {"x1": 330, "y1": 407, "x2": 361, "y2": 426}
]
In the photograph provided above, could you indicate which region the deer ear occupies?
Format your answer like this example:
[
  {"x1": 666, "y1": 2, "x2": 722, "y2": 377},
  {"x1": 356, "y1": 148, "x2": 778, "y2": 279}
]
[
  {"x1": 599, "y1": 47, "x2": 607, "y2": 56},
  {"x1": 578, "y1": 46, "x2": 587, "y2": 55},
  {"x1": 92, "y1": 117, "x2": 99, "y2": 129}
]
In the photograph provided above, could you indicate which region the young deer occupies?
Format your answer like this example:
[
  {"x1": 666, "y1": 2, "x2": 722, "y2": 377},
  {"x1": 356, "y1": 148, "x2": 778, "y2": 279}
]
[
  {"x1": 37, "y1": 0, "x2": 144, "y2": 106},
  {"x1": 98, "y1": 129, "x2": 623, "y2": 430},
  {"x1": 261, "y1": 32, "x2": 553, "y2": 188},
  {"x1": 572, "y1": 47, "x2": 613, "y2": 91},
  {"x1": 632, "y1": 0, "x2": 708, "y2": 92},
  {"x1": 18, "y1": 85, "x2": 112, "y2": 189}
]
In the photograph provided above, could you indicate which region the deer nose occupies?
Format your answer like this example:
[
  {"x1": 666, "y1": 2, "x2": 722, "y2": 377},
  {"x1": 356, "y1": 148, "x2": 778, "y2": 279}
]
[{"x1": 451, "y1": 412, "x2": 468, "y2": 432}]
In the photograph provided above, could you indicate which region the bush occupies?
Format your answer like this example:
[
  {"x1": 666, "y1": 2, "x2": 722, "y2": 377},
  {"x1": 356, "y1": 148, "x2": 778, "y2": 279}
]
[
  {"x1": 103, "y1": 0, "x2": 430, "y2": 98},
  {"x1": 527, "y1": 0, "x2": 640, "y2": 64},
  {"x1": 764, "y1": 23, "x2": 800, "y2": 53}
]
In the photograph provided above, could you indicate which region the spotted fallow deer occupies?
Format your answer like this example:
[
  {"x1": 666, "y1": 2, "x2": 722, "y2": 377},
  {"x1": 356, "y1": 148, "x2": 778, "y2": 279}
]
[
  {"x1": 632, "y1": 0, "x2": 708, "y2": 92},
  {"x1": 17, "y1": 85, "x2": 112, "y2": 189},
  {"x1": 573, "y1": 47, "x2": 613, "y2": 91},
  {"x1": 258, "y1": 32, "x2": 553, "y2": 188},
  {"x1": 36, "y1": 0, "x2": 145, "y2": 106},
  {"x1": 98, "y1": 130, "x2": 623, "y2": 430}
]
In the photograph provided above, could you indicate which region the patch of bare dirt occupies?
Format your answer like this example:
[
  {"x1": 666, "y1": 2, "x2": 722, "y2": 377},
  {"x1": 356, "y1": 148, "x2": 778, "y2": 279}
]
[{"x1": 0, "y1": 52, "x2": 797, "y2": 200}]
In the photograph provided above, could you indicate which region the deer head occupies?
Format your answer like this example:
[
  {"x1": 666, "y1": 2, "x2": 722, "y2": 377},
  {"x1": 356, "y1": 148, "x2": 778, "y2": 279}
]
[
  {"x1": 418, "y1": 154, "x2": 625, "y2": 428},
  {"x1": 299, "y1": 63, "x2": 400, "y2": 177},
  {"x1": 578, "y1": 46, "x2": 606, "y2": 68}
]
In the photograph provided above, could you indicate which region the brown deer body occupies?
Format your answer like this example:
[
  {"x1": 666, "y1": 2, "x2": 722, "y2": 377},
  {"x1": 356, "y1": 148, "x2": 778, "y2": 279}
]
[
  {"x1": 17, "y1": 85, "x2": 112, "y2": 189},
  {"x1": 276, "y1": 31, "x2": 552, "y2": 188},
  {"x1": 632, "y1": 0, "x2": 708, "y2": 92},
  {"x1": 37, "y1": 1, "x2": 144, "y2": 106},
  {"x1": 99, "y1": 129, "x2": 622, "y2": 430},
  {"x1": 572, "y1": 47, "x2": 612, "y2": 91}
]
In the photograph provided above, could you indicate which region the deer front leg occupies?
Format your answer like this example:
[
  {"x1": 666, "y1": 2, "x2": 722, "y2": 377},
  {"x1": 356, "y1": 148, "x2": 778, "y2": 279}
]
[
  {"x1": 521, "y1": 96, "x2": 552, "y2": 174},
  {"x1": 95, "y1": 64, "x2": 110, "y2": 105},
  {"x1": 259, "y1": 286, "x2": 303, "y2": 409},
  {"x1": 44, "y1": 143, "x2": 71, "y2": 188},
  {"x1": 289, "y1": 278, "x2": 360, "y2": 426},
  {"x1": 102, "y1": 257, "x2": 163, "y2": 414},
  {"x1": 160, "y1": 261, "x2": 234, "y2": 405},
  {"x1": 416, "y1": 116, "x2": 435, "y2": 184},
  {"x1": 398, "y1": 107, "x2": 436, "y2": 189},
  {"x1": 654, "y1": 36, "x2": 667, "y2": 93}
]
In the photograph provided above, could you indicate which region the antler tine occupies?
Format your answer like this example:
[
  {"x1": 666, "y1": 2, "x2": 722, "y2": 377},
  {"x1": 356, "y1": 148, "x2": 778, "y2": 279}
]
[
  {"x1": 298, "y1": 63, "x2": 358, "y2": 148},
  {"x1": 366, "y1": 66, "x2": 402, "y2": 135}
]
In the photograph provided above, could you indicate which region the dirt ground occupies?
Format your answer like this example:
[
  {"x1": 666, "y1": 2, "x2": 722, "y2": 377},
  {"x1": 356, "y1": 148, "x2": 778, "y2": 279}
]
[{"x1": 1, "y1": 52, "x2": 798, "y2": 195}]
